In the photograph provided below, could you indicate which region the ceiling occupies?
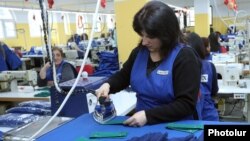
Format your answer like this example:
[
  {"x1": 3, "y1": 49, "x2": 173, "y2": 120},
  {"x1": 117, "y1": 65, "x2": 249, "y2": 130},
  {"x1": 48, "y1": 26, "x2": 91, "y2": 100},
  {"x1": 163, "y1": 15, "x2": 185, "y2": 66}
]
[
  {"x1": 0, "y1": 0, "x2": 249, "y2": 14},
  {"x1": 0, "y1": 0, "x2": 115, "y2": 13}
]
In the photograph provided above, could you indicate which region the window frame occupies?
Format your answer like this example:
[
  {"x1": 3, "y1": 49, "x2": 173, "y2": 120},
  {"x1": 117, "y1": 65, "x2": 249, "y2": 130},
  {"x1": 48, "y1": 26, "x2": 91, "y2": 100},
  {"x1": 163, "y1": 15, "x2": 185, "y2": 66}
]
[
  {"x1": 185, "y1": 6, "x2": 213, "y2": 27},
  {"x1": 0, "y1": 8, "x2": 17, "y2": 39}
]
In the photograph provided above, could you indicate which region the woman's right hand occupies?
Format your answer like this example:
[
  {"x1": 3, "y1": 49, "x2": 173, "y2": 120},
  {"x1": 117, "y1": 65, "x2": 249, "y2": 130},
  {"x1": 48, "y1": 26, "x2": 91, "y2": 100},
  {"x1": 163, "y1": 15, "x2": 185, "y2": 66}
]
[
  {"x1": 95, "y1": 83, "x2": 110, "y2": 98},
  {"x1": 44, "y1": 62, "x2": 51, "y2": 69},
  {"x1": 39, "y1": 62, "x2": 51, "y2": 80}
]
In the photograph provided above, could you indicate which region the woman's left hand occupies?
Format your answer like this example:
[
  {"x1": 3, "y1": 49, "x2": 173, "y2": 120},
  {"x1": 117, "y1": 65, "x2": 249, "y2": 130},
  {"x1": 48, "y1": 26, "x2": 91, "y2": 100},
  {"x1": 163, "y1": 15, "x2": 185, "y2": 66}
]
[{"x1": 123, "y1": 110, "x2": 147, "y2": 127}]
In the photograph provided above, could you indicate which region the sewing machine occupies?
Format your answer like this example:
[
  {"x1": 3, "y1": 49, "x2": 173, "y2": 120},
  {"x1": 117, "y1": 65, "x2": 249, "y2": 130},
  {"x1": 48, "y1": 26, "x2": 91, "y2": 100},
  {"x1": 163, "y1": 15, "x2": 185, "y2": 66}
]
[
  {"x1": 64, "y1": 50, "x2": 79, "y2": 60},
  {"x1": 215, "y1": 63, "x2": 243, "y2": 86},
  {"x1": 212, "y1": 53, "x2": 237, "y2": 63},
  {"x1": 214, "y1": 63, "x2": 250, "y2": 122},
  {"x1": 0, "y1": 70, "x2": 37, "y2": 92}
]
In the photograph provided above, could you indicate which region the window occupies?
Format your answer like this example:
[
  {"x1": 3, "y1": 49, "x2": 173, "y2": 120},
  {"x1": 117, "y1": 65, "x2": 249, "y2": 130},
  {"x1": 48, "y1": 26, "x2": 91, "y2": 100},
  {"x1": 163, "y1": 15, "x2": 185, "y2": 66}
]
[
  {"x1": 28, "y1": 10, "x2": 43, "y2": 37},
  {"x1": 94, "y1": 15, "x2": 103, "y2": 33},
  {"x1": 4, "y1": 21, "x2": 16, "y2": 38},
  {"x1": 76, "y1": 14, "x2": 88, "y2": 35},
  {"x1": 186, "y1": 6, "x2": 212, "y2": 27},
  {"x1": 0, "y1": 20, "x2": 4, "y2": 39},
  {"x1": 0, "y1": 8, "x2": 12, "y2": 19},
  {"x1": 94, "y1": 22, "x2": 101, "y2": 33},
  {"x1": 175, "y1": 11, "x2": 184, "y2": 30},
  {"x1": 209, "y1": 6, "x2": 213, "y2": 26},
  {"x1": 63, "y1": 13, "x2": 71, "y2": 35},
  {"x1": 106, "y1": 14, "x2": 115, "y2": 30},
  {"x1": 0, "y1": 8, "x2": 17, "y2": 39},
  {"x1": 187, "y1": 7, "x2": 195, "y2": 26}
]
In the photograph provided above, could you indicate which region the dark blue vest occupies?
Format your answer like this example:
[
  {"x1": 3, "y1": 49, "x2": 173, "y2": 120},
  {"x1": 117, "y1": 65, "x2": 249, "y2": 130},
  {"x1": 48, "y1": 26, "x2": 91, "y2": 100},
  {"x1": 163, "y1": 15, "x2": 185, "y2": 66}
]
[
  {"x1": 46, "y1": 60, "x2": 65, "y2": 82},
  {"x1": 200, "y1": 60, "x2": 219, "y2": 121},
  {"x1": 205, "y1": 54, "x2": 212, "y2": 61},
  {"x1": 131, "y1": 46, "x2": 180, "y2": 111},
  {"x1": 131, "y1": 44, "x2": 202, "y2": 120}
]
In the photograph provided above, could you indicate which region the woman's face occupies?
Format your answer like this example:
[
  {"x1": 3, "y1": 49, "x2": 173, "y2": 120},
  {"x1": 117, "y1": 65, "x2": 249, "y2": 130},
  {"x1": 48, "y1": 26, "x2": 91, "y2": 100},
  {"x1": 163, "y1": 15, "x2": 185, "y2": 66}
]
[
  {"x1": 53, "y1": 50, "x2": 63, "y2": 65},
  {"x1": 141, "y1": 32, "x2": 162, "y2": 53},
  {"x1": 207, "y1": 44, "x2": 211, "y2": 53}
]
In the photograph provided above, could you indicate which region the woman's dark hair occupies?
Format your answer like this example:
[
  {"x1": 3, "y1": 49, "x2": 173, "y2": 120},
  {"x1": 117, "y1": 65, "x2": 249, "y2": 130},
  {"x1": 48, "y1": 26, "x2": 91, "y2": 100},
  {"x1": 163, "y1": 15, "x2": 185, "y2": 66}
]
[
  {"x1": 82, "y1": 33, "x2": 89, "y2": 40},
  {"x1": 52, "y1": 47, "x2": 64, "y2": 57},
  {"x1": 100, "y1": 33, "x2": 105, "y2": 38},
  {"x1": 201, "y1": 37, "x2": 210, "y2": 56},
  {"x1": 67, "y1": 36, "x2": 74, "y2": 43},
  {"x1": 208, "y1": 32, "x2": 220, "y2": 52},
  {"x1": 133, "y1": 1, "x2": 184, "y2": 58},
  {"x1": 187, "y1": 32, "x2": 206, "y2": 59}
]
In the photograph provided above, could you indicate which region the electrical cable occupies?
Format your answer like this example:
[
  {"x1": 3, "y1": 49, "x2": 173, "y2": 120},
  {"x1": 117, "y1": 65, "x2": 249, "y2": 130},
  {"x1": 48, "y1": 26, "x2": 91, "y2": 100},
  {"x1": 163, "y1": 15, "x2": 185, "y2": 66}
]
[
  {"x1": 39, "y1": 0, "x2": 52, "y2": 63},
  {"x1": 28, "y1": 0, "x2": 102, "y2": 140},
  {"x1": 212, "y1": 0, "x2": 248, "y2": 33},
  {"x1": 212, "y1": 0, "x2": 229, "y2": 28},
  {"x1": 232, "y1": 10, "x2": 248, "y2": 34},
  {"x1": 225, "y1": 99, "x2": 244, "y2": 117},
  {"x1": 212, "y1": 0, "x2": 250, "y2": 67},
  {"x1": 226, "y1": 99, "x2": 238, "y2": 115}
]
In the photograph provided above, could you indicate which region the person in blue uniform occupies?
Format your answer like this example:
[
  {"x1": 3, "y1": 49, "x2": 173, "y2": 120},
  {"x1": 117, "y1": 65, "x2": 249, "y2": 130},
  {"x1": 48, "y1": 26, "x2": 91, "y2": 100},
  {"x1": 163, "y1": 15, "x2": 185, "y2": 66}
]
[
  {"x1": 187, "y1": 32, "x2": 219, "y2": 121},
  {"x1": 38, "y1": 47, "x2": 77, "y2": 86},
  {"x1": 96, "y1": 1, "x2": 201, "y2": 127},
  {"x1": 0, "y1": 41, "x2": 22, "y2": 71}
]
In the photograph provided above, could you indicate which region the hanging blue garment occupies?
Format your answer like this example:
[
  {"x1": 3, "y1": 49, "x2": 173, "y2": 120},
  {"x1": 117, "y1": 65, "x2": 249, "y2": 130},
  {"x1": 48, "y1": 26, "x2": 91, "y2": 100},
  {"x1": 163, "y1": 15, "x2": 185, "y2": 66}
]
[
  {"x1": 200, "y1": 60, "x2": 219, "y2": 121},
  {"x1": 93, "y1": 51, "x2": 119, "y2": 77},
  {"x1": 131, "y1": 44, "x2": 202, "y2": 120},
  {"x1": 0, "y1": 43, "x2": 22, "y2": 71},
  {"x1": 46, "y1": 60, "x2": 66, "y2": 82}
]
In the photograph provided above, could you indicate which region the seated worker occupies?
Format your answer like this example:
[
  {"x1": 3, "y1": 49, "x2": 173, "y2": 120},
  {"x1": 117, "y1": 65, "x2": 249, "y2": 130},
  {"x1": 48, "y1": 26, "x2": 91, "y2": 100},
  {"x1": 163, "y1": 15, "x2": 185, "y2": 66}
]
[
  {"x1": 38, "y1": 47, "x2": 77, "y2": 87},
  {"x1": 67, "y1": 35, "x2": 87, "y2": 59},
  {"x1": 208, "y1": 32, "x2": 227, "y2": 54},
  {"x1": 0, "y1": 41, "x2": 22, "y2": 71},
  {"x1": 106, "y1": 32, "x2": 117, "y2": 51},
  {"x1": 96, "y1": 1, "x2": 201, "y2": 127},
  {"x1": 70, "y1": 42, "x2": 85, "y2": 58},
  {"x1": 187, "y1": 32, "x2": 219, "y2": 121}
]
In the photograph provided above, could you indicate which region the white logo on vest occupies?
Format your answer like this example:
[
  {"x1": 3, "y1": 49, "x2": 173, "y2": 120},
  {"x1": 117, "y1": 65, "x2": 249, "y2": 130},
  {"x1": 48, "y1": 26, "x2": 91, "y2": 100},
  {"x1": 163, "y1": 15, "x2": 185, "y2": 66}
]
[
  {"x1": 157, "y1": 70, "x2": 168, "y2": 75},
  {"x1": 201, "y1": 74, "x2": 208, "y2": 82}
]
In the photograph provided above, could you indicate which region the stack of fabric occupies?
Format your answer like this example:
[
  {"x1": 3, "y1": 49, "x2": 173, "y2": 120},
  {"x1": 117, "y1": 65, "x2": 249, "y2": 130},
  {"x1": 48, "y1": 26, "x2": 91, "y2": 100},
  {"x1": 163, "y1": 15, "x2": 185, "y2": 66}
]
[
  {"x1": 0, "y1": 100, "x2": 51, "y2": 128},
  {"x1": 6, "y1": 100, "x2": 51, "y2": 116},
  {"x1": 93, "y1": 49, "x2": 119, "y2": 77}
]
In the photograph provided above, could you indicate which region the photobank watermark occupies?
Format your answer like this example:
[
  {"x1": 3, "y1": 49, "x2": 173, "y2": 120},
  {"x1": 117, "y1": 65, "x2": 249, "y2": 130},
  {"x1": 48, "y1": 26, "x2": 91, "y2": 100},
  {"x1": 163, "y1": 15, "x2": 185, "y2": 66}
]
[{"x1": 204, "y1": 125, "x2": 250, "y2": 141}]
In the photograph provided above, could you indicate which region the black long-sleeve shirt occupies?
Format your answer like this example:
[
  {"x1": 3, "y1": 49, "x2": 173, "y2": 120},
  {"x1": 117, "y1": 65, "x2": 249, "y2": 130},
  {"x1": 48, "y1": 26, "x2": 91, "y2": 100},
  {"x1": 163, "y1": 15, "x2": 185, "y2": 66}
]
[{"x1": 106, "y1": 46, "x2": 201, "y2": 124}]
